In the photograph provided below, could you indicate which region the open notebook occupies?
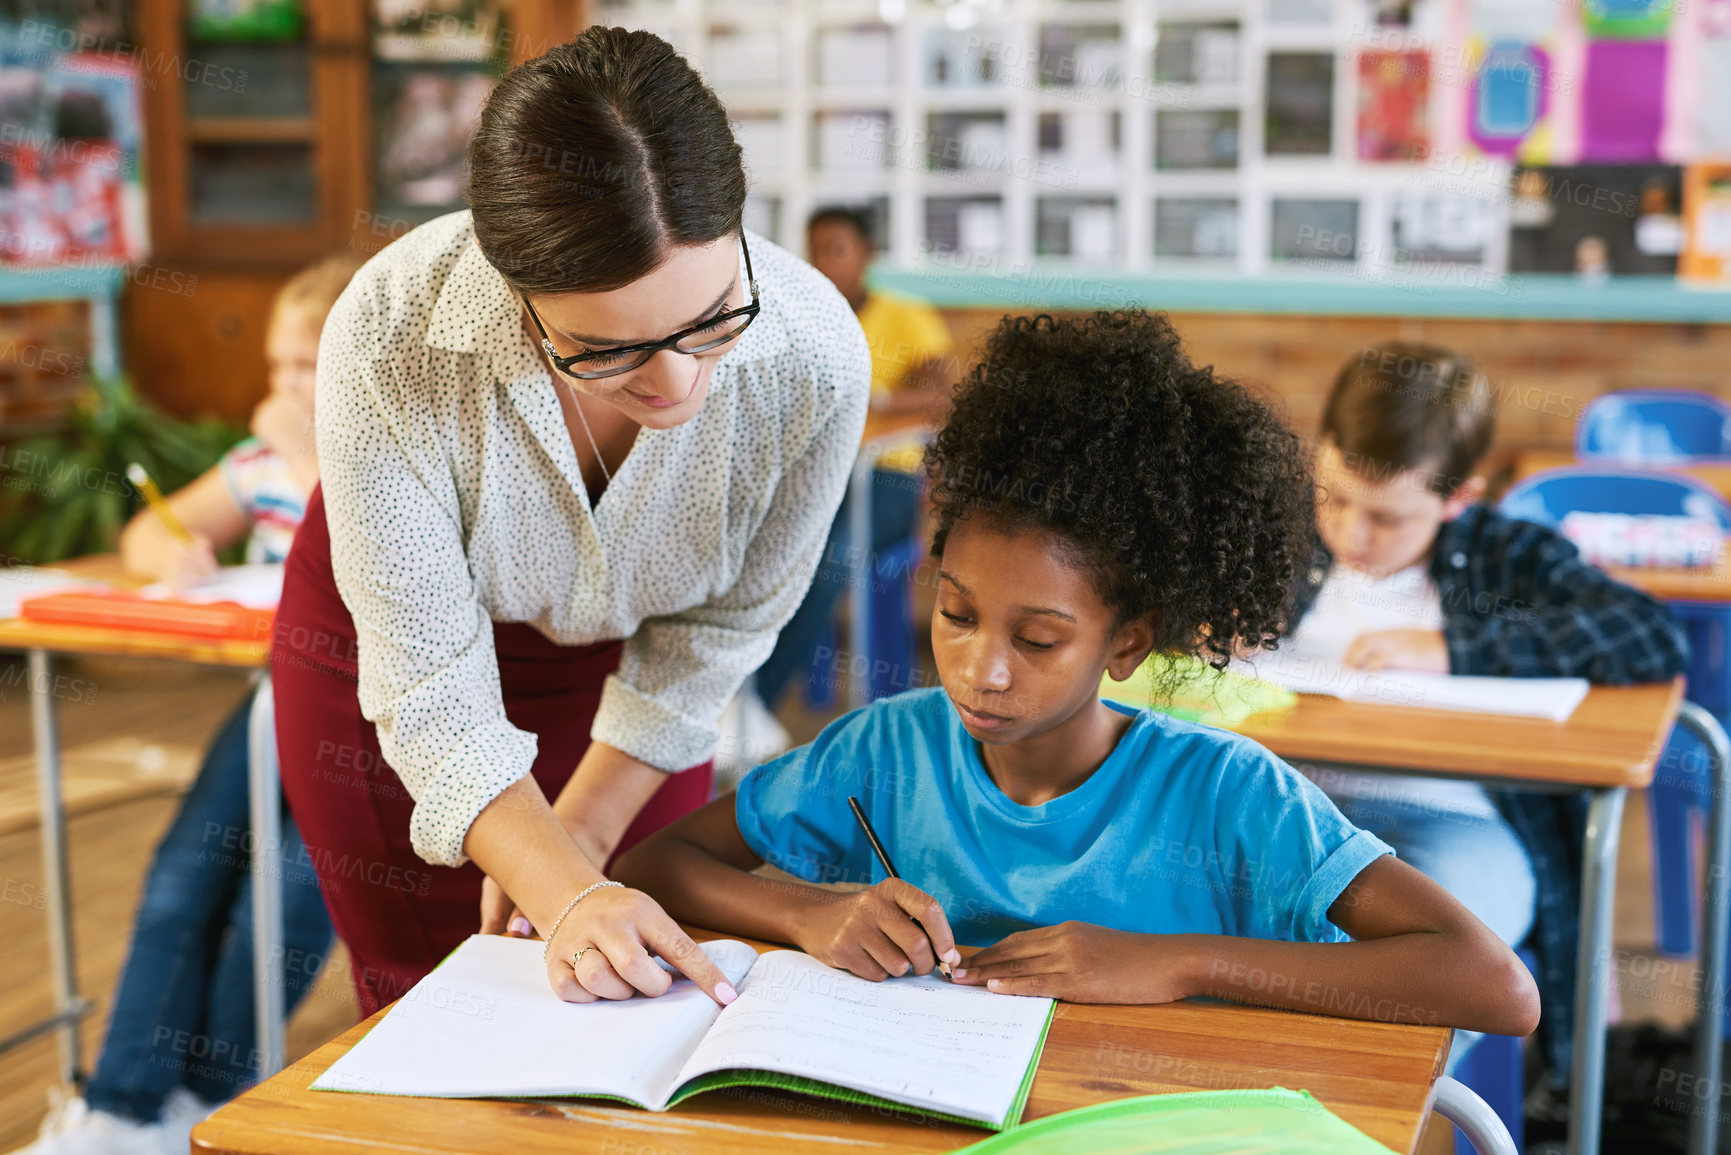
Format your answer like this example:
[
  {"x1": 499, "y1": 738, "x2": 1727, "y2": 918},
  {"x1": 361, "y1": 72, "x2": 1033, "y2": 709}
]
[
  {"x1": 1233, "y1": 649, "x2": 1590, "y2": 723},
  {"x1": 313, "y1": 935, "x2": 1056, "y2": 1131}
]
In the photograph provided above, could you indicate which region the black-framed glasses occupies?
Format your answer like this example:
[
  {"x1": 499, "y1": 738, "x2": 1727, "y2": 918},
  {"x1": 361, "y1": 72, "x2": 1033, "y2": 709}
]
[{"x1": 521, "y1": 231, "x2": 761, "y2": 381}]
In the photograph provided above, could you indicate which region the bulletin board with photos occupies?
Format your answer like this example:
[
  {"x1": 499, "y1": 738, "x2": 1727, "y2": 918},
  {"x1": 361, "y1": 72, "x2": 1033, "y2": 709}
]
[{"x1": 589, "y1": 0, "x2": 1731, "y2": 286}]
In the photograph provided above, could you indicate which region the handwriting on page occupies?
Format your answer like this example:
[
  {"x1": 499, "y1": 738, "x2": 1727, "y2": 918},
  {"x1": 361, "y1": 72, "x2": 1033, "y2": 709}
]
[{"x1": 675, "y1": 951, "x2": 1050, "y2": 1122}]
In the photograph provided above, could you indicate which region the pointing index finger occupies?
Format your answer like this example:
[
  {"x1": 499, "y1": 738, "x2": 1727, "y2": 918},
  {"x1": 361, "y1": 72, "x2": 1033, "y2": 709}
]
[{"x1": 646, "y1": 925, "x2": 739, "y2": 1006}]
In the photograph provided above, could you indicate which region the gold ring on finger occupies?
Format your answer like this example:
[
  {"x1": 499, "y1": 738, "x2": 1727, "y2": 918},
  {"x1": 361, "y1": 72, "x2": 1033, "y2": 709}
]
[{"x1": 572, "y1": 946, "x2": 592, "y2": 966}]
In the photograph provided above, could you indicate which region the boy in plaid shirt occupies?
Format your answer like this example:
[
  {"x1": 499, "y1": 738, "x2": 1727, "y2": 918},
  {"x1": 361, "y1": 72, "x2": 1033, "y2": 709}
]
[{"x1": 1284, "y1": 341, "x2": 1687, "y2": 1082}]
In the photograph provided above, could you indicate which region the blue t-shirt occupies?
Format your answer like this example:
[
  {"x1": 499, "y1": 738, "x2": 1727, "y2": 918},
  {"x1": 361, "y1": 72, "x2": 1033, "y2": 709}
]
[{"x1": 736, "y1": 688, "x2": 1393, "y2": 949}]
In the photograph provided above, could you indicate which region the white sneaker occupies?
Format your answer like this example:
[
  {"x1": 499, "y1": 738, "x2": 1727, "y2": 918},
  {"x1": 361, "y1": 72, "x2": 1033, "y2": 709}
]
[
  {"x1": 11, "y1": 1089, "x2": 172, "y2": 1155},
  {"x1": 156, "y1": 1086, "x2": 220, "y2": 1153}
]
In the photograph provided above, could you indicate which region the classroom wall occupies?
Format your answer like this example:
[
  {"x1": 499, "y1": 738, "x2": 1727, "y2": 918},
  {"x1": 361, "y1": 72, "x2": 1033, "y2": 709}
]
[{"x1": 935, "y1": 308, "x2": 1731, "y2": 479}]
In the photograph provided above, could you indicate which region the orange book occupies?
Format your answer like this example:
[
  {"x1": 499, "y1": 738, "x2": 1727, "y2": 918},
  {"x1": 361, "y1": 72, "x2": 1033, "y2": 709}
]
[{"x1": 19, "y1": 590, "x2": 275, "y2": 642}]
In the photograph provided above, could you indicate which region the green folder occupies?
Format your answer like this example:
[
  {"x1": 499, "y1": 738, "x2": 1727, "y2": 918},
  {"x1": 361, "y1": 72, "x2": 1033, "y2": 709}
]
[{"x1": 951, "y1": 1087, "x2": 1400, "y2": 1154}]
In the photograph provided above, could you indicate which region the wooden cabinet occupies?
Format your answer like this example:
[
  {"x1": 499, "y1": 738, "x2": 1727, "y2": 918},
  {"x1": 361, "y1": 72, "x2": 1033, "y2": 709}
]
[{"x1": 124, "y1": 0, "x2": 586, "y2": 421}]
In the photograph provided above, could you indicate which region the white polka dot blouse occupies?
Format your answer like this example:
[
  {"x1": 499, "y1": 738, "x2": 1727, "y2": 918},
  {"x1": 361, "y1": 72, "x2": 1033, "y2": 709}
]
[{"x1": 312, "y1": 209, "x2": 870, "y2": 867}]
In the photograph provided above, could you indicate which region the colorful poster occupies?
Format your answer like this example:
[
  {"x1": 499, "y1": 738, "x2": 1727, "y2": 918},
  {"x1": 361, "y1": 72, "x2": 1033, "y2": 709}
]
[
  {"x1": 1467, "y1": 40, "x2": 1551, "y2": 159},
  {"x1": 1580, "y1": 39, "x2": 1666, "y2": 161},
  {"x1": 1357, "y1": 50, "x2": 1429, "y2": 160},
  {"x1": 0, "y1": 141, "x2": 131, "y2": 264}
]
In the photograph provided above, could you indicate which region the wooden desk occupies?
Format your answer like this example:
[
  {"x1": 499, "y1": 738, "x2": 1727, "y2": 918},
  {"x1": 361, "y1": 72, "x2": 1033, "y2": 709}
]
[
  {"x1": 0, "y1": 557, "x2": 276, "y2": 1087},
  {"x1": 1238, "y1": 681, "x2": 1731, "y2": 1155},
  {"x1": 191, "y1": 930, "x2": 1451, "y2": 1155},
  {"x1": 1596, "y1": 552, "x2": 1731, "y2": 605},
  {"x1": 1237, "y1": 680, "x2": 1682, "y2": 790}
]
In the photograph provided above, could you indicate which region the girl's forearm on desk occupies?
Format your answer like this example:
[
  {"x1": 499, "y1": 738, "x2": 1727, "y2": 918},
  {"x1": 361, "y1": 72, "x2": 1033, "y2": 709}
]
[{"x1": 1181, "y1": 929, "x2": 1538, "y2": 1036}]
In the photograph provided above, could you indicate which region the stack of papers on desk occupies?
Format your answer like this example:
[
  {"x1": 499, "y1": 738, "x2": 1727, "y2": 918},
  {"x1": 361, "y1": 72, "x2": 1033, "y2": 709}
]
[
  {"x1": 1235, "y1": 650, "x2": 1590, "y2": 723},
  {"x1": 140, "y1": 563, "x2": 283, "y2": 609}
]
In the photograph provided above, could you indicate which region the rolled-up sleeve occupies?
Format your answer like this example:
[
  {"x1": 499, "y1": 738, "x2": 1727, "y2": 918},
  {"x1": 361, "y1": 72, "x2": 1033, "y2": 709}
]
[
  {"x1": 591, "y1": 336, "x2": 871, "y2": 772},
  {"x1": 315, "y1": 289, "x2": 537, "y2": 868}
]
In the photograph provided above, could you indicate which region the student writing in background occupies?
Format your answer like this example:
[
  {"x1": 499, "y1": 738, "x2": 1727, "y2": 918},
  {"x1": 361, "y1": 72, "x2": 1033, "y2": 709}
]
[
  {"x1": 1280, "y1": 342, "x2": 1687, "y2": 1081},
  {"x1": 620, "y1": 310, "x2": 1539, "y2": 1042},
  {"x1": 17, "y1": 254, "x2": 365, "y2": 1155}
]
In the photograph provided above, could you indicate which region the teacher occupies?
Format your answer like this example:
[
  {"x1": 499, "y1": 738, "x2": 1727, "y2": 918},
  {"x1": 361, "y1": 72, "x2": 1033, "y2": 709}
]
[{"x1": 271, "y1": 26, "x2": 869, "y2": 1013}]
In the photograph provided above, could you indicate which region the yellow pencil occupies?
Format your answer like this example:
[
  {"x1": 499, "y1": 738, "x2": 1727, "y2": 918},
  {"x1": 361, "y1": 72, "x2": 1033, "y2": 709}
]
[{"x1": 126, "y1": 462, "x2": 195, "y2": 545}]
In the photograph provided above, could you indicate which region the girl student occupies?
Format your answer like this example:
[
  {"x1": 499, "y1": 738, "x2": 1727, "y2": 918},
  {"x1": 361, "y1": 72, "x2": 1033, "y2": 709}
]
[{"x1": 618, "y1": 309, "x2": 1538, "y2": 1040}]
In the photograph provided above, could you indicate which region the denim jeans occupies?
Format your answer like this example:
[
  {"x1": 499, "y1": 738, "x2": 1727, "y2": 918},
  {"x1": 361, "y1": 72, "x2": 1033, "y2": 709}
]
[
  {"x1": 754, "y1": 467, "x2": 923, "y2": 709},
  {"x1": 83, "y1": 690, "x2": 334, "y2": 1120},
  {"x1": 1328, "y1": 781, "x2": 1538, "y2": 1072}
]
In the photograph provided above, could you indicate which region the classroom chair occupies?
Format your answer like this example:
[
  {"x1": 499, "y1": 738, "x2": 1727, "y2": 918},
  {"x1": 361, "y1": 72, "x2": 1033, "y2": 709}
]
[
  {"x1": 805, "y1": 536, "x2": 922, "y2": 710},
  {"x1": 1500, "y1": 468, "x2": 1731, "y2": 963},
  {"x1": 1575, "y1": 390, "x2": 1731, "y2": 465}
]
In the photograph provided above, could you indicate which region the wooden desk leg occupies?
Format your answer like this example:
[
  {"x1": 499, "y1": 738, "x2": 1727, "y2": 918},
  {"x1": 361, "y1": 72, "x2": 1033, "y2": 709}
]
[
  {"x1": 1568, "y1": 786, "x2": 1626, "y2": 1155},
  {"x1": 1681, "y1": 702, "x2": 1731, "y2": 1155},
  {"x1": 29, "y1": 648, "x2": 83, "y2": 1085},
  {"x1": 247, "y1": 675, "x2": 286, "y2": 1080},
  {"x1": 846, "y1": 446, "x2": 877, "y2": 712}
]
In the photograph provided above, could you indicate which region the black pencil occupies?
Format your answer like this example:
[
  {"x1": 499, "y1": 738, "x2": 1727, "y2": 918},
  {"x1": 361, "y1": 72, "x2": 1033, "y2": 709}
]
[{"x1": 846, "y1": 795, "x2": 953, "y2": 981}]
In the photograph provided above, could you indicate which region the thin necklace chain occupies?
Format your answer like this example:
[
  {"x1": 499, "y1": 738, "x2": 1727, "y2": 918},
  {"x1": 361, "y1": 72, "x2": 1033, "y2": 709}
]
[{"x1": 559, "y1": 377, "x2": 613, "y2": 487}]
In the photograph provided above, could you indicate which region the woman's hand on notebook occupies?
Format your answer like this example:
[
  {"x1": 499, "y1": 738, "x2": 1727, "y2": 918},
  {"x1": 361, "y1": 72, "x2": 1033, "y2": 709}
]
[
  {"x1": 950, "y1": 922, "x2": 1188, "y2": 1003},
  {"x1": 545, "y1": 884, "x2": 738, "y2": 1007},
  {"x1": 796, "y1": 879, "x2": 962, "y2": 983}
]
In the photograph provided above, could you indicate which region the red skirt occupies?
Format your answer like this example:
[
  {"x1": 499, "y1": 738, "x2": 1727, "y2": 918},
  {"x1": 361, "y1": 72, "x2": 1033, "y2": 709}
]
[{"x1": 271, "y1": 485, "x2": 712, "y2": 1015}]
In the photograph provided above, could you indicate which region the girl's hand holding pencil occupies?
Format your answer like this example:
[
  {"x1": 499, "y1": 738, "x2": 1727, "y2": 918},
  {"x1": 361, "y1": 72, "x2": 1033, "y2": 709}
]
[{"x1": 794, "y1": 877, "x2": 962, "y2": 983}]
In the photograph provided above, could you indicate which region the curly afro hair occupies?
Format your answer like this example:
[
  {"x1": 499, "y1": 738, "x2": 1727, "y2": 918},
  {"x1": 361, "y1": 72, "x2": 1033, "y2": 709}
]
[{"x1": 925, "y1": 309, "x2": 1314, "y2": 671}]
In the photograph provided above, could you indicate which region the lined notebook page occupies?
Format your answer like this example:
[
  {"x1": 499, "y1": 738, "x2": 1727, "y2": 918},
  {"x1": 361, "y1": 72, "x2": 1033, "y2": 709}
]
[
  {"x1": 676, "y1": 951, "x2": 1053, "y2": 1126},
  {"x1": 312, "y1": 935, "x2": 758, "y2": 1102}
]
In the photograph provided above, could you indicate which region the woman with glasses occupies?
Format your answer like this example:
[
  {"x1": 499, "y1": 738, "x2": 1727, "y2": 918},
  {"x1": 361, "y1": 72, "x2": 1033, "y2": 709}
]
[{"x1": 270, "y1": 27, "x2": 870, "y2": 1011}]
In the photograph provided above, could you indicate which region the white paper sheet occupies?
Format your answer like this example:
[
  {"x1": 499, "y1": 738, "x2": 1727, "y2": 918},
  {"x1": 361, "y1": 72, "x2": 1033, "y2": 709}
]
[
  {"x1": 0, "y1": 567, "x2": 97, "y2": 619},
  {"x1": 140, "y1": 563, "x2": 284, "y2": 609}
]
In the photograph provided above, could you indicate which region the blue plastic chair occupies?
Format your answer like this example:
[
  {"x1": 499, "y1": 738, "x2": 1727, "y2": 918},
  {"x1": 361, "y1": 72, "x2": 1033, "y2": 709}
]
[
  {"x1": 1500, "y1": 468, "x2": 1731, "y2": 964},
  {"x1": 1576, "y1": 390, "x2": 1731, "y2": 465}
]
